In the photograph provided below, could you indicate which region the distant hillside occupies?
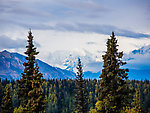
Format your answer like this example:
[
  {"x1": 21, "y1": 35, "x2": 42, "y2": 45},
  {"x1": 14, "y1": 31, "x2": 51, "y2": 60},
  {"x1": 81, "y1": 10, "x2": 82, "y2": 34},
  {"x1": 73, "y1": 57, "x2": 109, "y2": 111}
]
[{"x1": 0, "y1": 50, "x2": 75, "y2": 80}]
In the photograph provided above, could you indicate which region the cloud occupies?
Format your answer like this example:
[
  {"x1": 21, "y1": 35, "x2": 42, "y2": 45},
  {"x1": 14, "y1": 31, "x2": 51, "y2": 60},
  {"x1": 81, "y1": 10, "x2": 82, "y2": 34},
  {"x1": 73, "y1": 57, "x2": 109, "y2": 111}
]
[
  {"x1": 126, "y1": 54, "x2": 150, "y2": 70},
  {"x1": 0, "y1": 35, "x2": 40, "y2": 50},
  {"x1": 0, "y1": 0, "x2": 52, "y2": 30},
  {"x1": 86, "y1": 42, "x2": 97, "y2": 45},
  {"x1": 28, "y1": 23, "x2": 150, "y2": 38},
  {"x1": 43, "y1": 49, "x2": 101, "y2": 72},
  {"x1": 0, "y1": 0, "x2": 150, "y2": 38},
  {"x1": 4, "y1": 22, "x2": 148, "y2": 39},
  {"x1": 59, "y1": 0, "x2": 108, "y2": 16},
  {"x1": 85, "y1": 62, "x2": 103, "y2": 73},
  {"x1": 0, "y1": 0, "x2": 150, "y2": 73},
  {"x1": 124, "y1": 44, "x2": 150, "y2": 70},
  {"x1": 0, "y1": 35, "x2": 26, "y2": 49},
  {"x1": 0, "y1": 1, "x2": 51, "y2": 17}
]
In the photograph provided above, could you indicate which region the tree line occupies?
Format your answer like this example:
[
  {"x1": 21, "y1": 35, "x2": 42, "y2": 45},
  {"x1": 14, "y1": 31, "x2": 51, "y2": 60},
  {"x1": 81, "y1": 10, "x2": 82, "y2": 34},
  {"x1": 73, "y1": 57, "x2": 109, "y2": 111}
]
[
  {"x1": 0, "y1": 78, "x2": 150, "y2": 112},
  {"x1": 0, "y1": 31, "x2": 150, "y2": 113}
]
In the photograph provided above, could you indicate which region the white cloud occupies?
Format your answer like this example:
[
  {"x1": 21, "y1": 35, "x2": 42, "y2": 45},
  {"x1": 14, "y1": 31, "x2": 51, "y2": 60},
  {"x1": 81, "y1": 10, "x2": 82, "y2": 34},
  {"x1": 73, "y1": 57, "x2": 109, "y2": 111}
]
[
  {"x1": 28, "y1": 30, "x2": 150, "y2": 72},
  {"x1": 0, "y1": 35, "x2": 26, "y2": 49},
  {"x1": 0, "y1": 0, "x2": 150, "y2": 32},
  {"x1": 125, "y1": 54, "x2": 150, "y2": 70},
  {"x1": 0, "y1": 0, "x2": 150, "y2": 72},
  {"x1": 118, "y1": 36, "x2": 150, "y2": 53}
]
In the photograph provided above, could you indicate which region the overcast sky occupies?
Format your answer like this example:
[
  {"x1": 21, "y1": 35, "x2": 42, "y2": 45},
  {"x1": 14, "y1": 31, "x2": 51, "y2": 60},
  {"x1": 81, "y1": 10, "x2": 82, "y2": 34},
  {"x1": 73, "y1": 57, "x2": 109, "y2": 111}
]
[{"x1": 0, "y1": 0, "x2": 150, "y2": 72}]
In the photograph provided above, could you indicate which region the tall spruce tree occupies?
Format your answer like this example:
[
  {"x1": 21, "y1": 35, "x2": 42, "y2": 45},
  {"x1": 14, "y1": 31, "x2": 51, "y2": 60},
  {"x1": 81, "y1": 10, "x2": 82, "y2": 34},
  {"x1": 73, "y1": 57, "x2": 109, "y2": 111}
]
[
  {"x1": 1, "y1": 84, "x2": 13, "y2": 113},
  {"x1": 91, "y1": 32, "x2": 130, "y2": 113},
  {"x1": 74, "y1": 58, "x2": 88, "y2": 113},
  {"x1": 17, "y1": 31, "x2": 39, "y2": 107},
  {"x1": 26, "y1": 63, "x2": 47, "y2": 113}
]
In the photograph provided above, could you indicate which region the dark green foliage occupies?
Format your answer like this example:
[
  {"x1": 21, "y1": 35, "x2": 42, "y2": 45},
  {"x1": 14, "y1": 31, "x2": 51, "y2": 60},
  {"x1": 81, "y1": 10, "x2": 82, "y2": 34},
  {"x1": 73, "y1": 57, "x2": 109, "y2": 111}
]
[
  {"x1": 1, "y1": 84, "x2": 13, "y2": 113},
  {"x1": 144, "y1": 92, "x2": 150, "y2": 112},
  {"x1": 17, "y1": 31, "x2": 39, "y2": 107},
  {"x1": 0, "y1": 79, "x2": 150, "y2": 112},
  {"x1": 16, "y1": 31, "x2": 47, "y2": 112},
  {"x1": 46, "y1": 79, "x2": 77, "y2": 113},
  {"x1": 0, "y1": 79, "x2": 11, "y2": 112},
  {"x1": 74, "y1": 58, "x2": 89, "y2": 113},
  {"x1": 12, "y1": 86, "x2": 20, "y2": 110},
  {"x1": 95, "y1": 32, "x2": 130, "y2": 113},
  {"x1": 138, "y1": 80, "x2": 150, "y2": 112},
  {"x1": 26, "y1": 63, "x2": 47, "y2": 112}
]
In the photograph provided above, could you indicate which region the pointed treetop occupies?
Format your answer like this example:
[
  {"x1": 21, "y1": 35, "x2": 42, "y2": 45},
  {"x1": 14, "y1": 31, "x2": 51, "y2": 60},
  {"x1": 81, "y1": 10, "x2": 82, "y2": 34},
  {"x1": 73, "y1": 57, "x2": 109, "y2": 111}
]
[
  {"x1": 112, "y1": 31, "x2": 115, "y2": 36},
  {"x1": 28, "y1": 29, "x2": 33, "y2": 37},
  {"x1": 78, "y1": 57, "x2": 81, "y2": 63},
  {"x1": 111, "y1": 31, "x2": 115, "y2": 39},
  {"x1": 29, "y1": 28, "x2": 31, "y2": 33},
  {"x1": 77, "y1": 57, "x2": 82, "y2": 71}
]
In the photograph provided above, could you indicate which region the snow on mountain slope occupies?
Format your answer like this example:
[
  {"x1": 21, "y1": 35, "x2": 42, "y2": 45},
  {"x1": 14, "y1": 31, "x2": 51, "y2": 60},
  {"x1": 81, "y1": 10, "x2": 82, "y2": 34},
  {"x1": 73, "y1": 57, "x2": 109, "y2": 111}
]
[
  {"x1": 0, "y1": 50, "x2": 75, "y2": 80},
  {"x1": 125, "y1": 45, "x2": 150, "y2": 69},
  {"x1": 124, "y1": 45, "x2": 150, "y2": 79},
  {"x1": 51, "y1": 45, "x2": 150, "y2": 80},
  {"x1": 0, "y1": 44, "x2": 150, "y2": 80},
  {"x1": 132, "y1": 45, "x2": 150, "y2": 55},
  {"x1": 46, "y1": 50, "x2": 103, "y2": 73}
]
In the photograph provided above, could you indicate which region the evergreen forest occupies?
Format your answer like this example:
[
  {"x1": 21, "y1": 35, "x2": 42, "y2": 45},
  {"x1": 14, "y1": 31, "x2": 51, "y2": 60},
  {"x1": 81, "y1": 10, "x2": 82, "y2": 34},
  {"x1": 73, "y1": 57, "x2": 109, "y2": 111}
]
[{"x1": 0, "y1": 31, "x2": 150, "y2": 113}]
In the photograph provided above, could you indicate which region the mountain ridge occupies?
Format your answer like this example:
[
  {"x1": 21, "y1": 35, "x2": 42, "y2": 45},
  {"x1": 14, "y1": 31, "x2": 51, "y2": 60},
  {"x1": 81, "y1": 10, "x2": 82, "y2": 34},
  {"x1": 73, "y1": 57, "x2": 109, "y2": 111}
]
[
  {"x1": 0, "y1": 44, "x2": 150, "y2": 80},
  {"x1": 0, "y1": 50, "x2": 75, "y2": 80}
]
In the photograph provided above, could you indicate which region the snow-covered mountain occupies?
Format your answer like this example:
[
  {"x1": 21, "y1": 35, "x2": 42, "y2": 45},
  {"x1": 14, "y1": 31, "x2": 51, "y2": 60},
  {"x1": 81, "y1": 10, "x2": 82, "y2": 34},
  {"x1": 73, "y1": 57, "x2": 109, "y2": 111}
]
[
  {"x1": 0, "y1": 50, "x2": 101, "y2": 80},
  {"x1": 0, "y1": 44, "x2": 150, "y2": 80},
  {"x1": 124, "y1": 45, "x2": 150, "y2": 79},
  {"x1": 0, "y1": 50, "x2": 75, "y2": 80},
  {"x1": 132, "y1": 45, "x2": 150, "y2": 55},
  {"x1": 46, "y1": 50, "x2": 103, "y2": 74},
  {"x1": 57, "y1": 45, "x2": 150, "y2": 80}
]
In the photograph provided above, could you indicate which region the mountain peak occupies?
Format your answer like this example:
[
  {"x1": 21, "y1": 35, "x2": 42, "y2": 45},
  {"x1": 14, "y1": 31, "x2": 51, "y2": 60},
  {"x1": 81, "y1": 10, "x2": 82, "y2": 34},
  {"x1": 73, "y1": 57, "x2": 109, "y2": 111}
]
[
  {"x1": 0, "y1": 50, "x2": 75, "y2": 80},
  {"x1": 2, "y1": 50, "x2": 9, "y2": 53},
  {"x1": 0, "y1": 50, "x2": 11, "y2": 58},
  {"x1": 132, "y1": 44, "x2": 150, "y2": 55}
]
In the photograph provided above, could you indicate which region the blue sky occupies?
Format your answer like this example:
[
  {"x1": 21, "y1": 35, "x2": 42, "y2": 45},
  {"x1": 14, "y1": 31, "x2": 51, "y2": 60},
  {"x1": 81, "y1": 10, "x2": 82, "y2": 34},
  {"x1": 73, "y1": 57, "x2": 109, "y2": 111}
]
[{"x1": 0, "y1": 0, "x2": 150, "y2": 72}]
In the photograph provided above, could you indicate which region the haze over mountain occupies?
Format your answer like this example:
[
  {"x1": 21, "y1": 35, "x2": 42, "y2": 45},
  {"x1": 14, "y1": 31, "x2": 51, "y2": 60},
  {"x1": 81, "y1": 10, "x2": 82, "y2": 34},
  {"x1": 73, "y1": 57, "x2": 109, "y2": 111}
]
[
  {"x1": 0, "y1": 44, "x2": 150, "y2": 80},
  {"x1": 53, "y1": 45, "x2": 150, "y2": 80}
]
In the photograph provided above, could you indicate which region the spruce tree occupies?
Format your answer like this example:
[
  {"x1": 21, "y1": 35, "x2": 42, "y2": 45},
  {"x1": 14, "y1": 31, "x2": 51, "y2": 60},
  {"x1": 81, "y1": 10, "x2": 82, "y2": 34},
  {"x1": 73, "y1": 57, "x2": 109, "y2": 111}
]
[
  {"x1": 26, "y1": 63, "x2": 47, "y2": 113},
  {"x1": 131, "y1": 86, "x2": 144, "y2": 113},
  {"x1": 92, "y1": 32, "x2": 130, "y2": 113},
  {"x1": 120, "y1": 86, "x2": 145, "y2": 113},
  {"x1": 1, "y1": 84, "x2": 13, "y2": 113},
  {"x1": 74, "y1": 58, "x2": 88, "y2": 113},
  {"x1": 17, "y1": 31, "x2": 39, "y2": 107}
]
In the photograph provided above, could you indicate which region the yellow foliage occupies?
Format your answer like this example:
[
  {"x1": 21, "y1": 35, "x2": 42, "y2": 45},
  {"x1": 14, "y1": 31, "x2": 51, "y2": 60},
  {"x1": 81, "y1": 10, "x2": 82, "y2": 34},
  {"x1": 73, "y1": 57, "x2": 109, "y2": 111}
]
[
  {"x1": 13, "y1": 105, "x2": 24, "y2": 113},
  {"x1": 121, "y1": 106, "x2": 139, "y2": 113},
  {"x1": 89, "y1": 101, "x2": 104, "y2": 113},
  {"x1": 89, "y1": 108, "x2": 98, "y2": 113}
]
